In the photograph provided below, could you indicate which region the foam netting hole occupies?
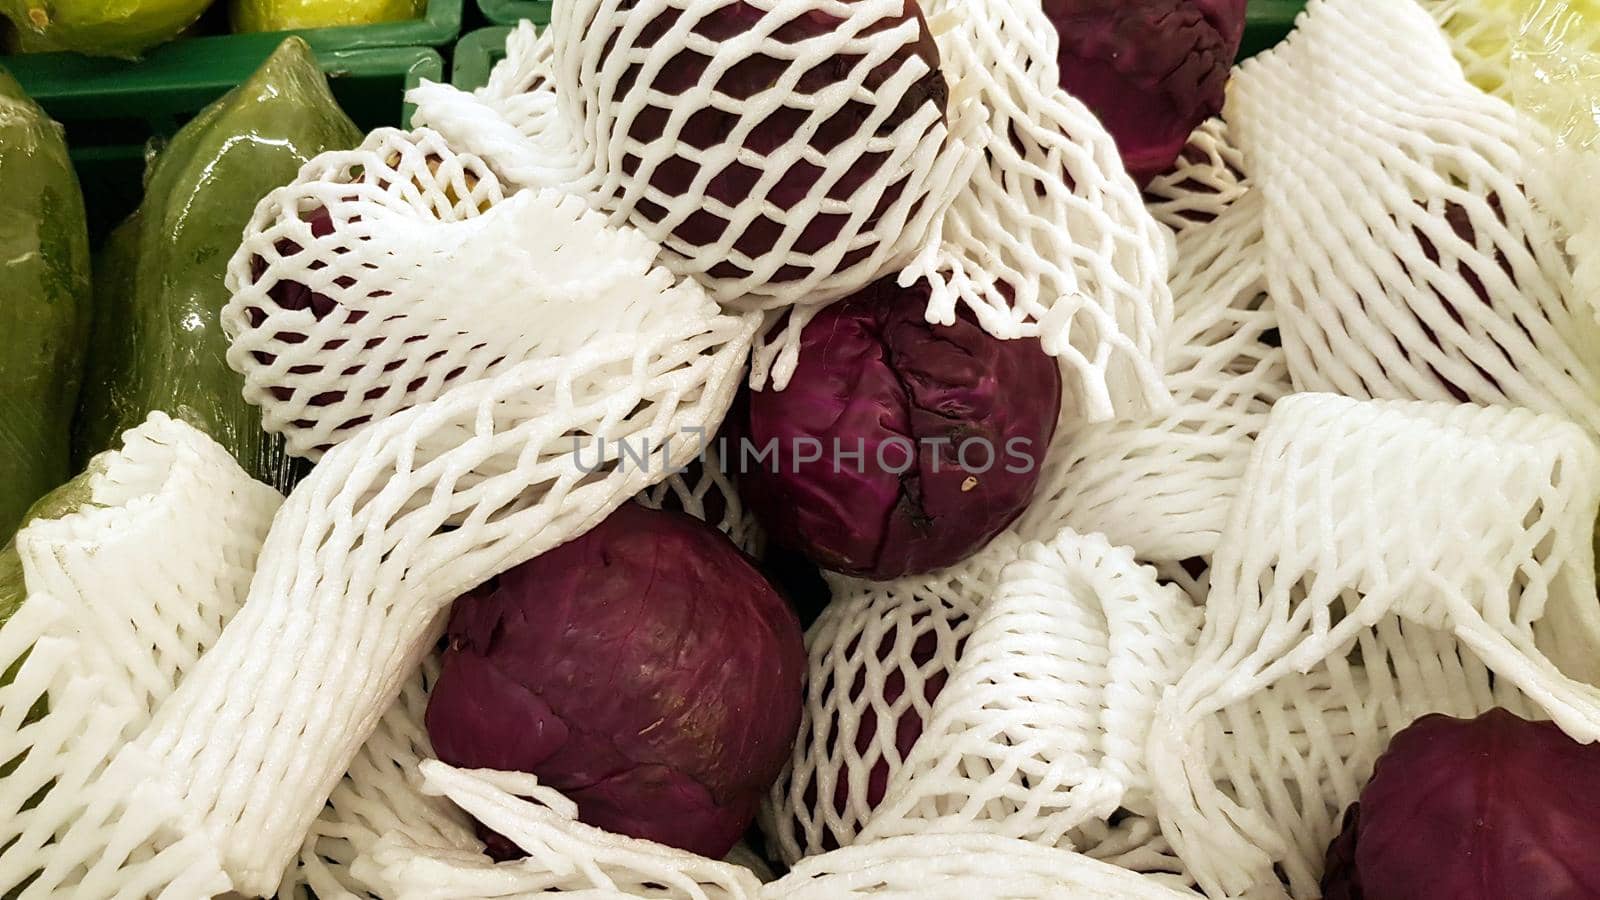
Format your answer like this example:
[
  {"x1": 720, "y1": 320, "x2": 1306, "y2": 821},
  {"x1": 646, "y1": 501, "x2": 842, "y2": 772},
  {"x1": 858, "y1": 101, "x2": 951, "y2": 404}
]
[
  {"x1": 1227, "y1": 0, "x2": 1600, "y2": 430},
  {"x1": 1143, "y1": 118, "x2": 1250, "y2": 233},
  {"x1": 1147, "y1": 393, "x2": 1600, "y2": 899},
  {"x1": 0, "y1": 414, "x2": 282, "y2": 899}
]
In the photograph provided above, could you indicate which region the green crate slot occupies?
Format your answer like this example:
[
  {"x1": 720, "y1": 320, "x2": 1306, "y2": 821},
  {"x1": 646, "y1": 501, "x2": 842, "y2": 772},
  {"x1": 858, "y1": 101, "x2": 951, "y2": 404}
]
[
  {"x1": 453, "y1": 25, "x2": 511, "y2": 89},
  {"x1": 453, "y1": 3, "x2": 1304, "y2": 94},
  {"x1": 1242, "y1": 0, "x2": 1306, "y2": 59},
  {"x1": 478, "y1": 0, "x2": 551, "y2": 27},
  {"x1": 7, "y1": 45, "x2": 442, "y2": 242},
  {"x1": 1, "y1": 0, "x2": 461, "y2": 56}
]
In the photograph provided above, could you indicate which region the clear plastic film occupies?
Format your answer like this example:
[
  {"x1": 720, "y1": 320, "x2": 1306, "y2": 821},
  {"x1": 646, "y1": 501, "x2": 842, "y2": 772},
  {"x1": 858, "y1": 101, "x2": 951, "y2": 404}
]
[{"x1": 1513, "y1": 0, "x2": 1600, "y2": 317}]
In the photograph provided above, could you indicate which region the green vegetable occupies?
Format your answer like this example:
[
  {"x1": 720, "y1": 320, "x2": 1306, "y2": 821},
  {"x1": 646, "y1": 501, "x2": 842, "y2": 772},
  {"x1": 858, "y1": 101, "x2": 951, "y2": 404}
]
[
  {"x1": 0, "y1": 67, "x2": 91, "y2": 546},
  {"x1": 231, "y1": 0, "x2": 425, "y2": 32},
  {"x1": 0, "y1": 0, "x2": 213, "y2": 58},
  {"x1": 74, "y1": 37, "x2": 361, "y2": 493}
]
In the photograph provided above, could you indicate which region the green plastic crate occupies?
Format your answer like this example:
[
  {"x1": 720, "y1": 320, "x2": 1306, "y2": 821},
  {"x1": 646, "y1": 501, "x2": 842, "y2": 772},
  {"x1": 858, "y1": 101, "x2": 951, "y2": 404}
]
[
  {"x1": 453, "y1": 25, "x2": 511, "y2": 89},
  {"x1": 8, "y1": 44, "x2": 442, "y2": 242},
  {"x1": 0, "y1": 0, "x2": 462, "y2": 55},
  {"x1": 478, "y1": 0, "x2": 551, "y2": 27},
  {"x1": 1242, "y1": 0, "x2": 1305, "y2": 59}
]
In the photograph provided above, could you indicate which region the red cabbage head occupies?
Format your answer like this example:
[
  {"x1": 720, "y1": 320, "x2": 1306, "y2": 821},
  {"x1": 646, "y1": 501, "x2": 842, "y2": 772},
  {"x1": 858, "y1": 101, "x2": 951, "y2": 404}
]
[
  {"x1": 1042, "y1": 0, "x2": 1247, "y2": 186},
  {"x1": 563, "y1": 0, "x2": 952, "y2": 298},
  {"x1": 425, "y1": 503, "x2": 806, "y2": 860},
  {"x1": 1322, "y1": 708, "x2": 1600, "y2": 900},
  {"x1": 736, "y1": 278, "x2": 1061, "y2": 580}
]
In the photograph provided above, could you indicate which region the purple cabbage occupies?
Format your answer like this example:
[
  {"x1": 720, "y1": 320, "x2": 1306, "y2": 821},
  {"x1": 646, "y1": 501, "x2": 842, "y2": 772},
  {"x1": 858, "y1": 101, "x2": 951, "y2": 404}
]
[
  {"x1": 1323, "y1": 708, "x2": 1600, "y2": 899},
  {"x1": 1042, "y1": 0, "x2": 1246, "y2": 186},
  {"x1": 425, "y1": 503, "x2": 806, "y2": 859},
  {"x1": 736, "y1": 278, "x2": 1061, "y2": 580},
  {"x1": 592, "y1": 0, "x2": 949, "y2": 284}
]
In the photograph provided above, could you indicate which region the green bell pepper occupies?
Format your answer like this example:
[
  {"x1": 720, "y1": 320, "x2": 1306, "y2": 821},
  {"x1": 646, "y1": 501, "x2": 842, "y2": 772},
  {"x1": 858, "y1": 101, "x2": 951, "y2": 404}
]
[
  {"x1": 0, "y1": 67, "x2": 91, "y2": 546},
  {"x1": 74, "y1": 37, "x2": 361, "y2": 493}
]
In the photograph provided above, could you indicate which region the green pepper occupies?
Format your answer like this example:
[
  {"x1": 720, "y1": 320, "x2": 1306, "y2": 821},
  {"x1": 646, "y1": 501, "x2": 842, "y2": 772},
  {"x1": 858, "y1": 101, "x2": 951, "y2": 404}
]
[
  {"x1": 0, "y1": 67, "x2": 91, "y2": 546},
  {"x1": 74, "y1": 37, "x2": 361, "y2": 493}
]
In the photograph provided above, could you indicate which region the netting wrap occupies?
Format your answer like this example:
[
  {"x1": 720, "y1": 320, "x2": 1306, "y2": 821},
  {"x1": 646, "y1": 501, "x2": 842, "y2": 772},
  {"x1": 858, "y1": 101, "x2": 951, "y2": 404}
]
[
  {"x1": 1228, "y1": 0, "x2": 1600, "y2": 430},
  {"x1": 0, "y1": 414, "x2": 282, "y2": 898},
  {"x1": 1016, "y1": 191, "x2": 1289, "y2": 563},
  {"x1": 1143, "y1": 118, "x2": 1249, "y2": 234},
  {"x1": 905, "y1": 0, "x2": 1173, "y2": 422},
  {"x1": 102, "y1": 133, "x2": 762, "y2": 895},
  {"x1": 763, "y1": 833, "x2": 1198, "y2": 899},
  {"x1": 763, "y1": 526, "x2": 1198, "y2": 866},
  {"x1": 1147, "y1": 393, "x2": 1600, "y2": 899},
  {"x1": 854, "y1": 529, "x2": 1199, "y2": 846},
  {"x1": 355, "y1": 762, "x2": 765, "y2": 899}
]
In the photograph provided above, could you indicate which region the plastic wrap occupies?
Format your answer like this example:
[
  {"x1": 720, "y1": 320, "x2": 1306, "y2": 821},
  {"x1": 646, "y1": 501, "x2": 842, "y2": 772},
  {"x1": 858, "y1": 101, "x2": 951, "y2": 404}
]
[
  {"x1": 0, "y1": 68, "x2": 90, "y2": 544},
  {"x1": 1512, "y1": 0, "x2": 1600, "y2": 316},
  {"x1": 75, "y1": 38, "x2": 361, "y2": 492}
]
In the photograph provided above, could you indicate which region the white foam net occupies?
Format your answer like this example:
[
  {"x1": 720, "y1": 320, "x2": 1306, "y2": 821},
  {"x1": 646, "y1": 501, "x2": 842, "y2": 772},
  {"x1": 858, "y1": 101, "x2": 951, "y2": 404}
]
[
  {"x1": 905, "y1": 0, "x2": 1173, "y2": 422},
  {"x1": 761, "y1": 535, "x2": 1016, "y2": 864},
  {"x1": 1016, "y1": 191, "x2": 1290, "y2": 564},
  {"x1": 763, "y1": 833, "x2": 1198, "y2": 899},
  {"x1": 275, "y1": 655, "x2": 475, "y2": 900},
  {"x1": 0, "y1": 413, "x2": 282, "y2": 898},
  {"x1": 410, "y1": 5, "x2": 980, "y2": 369},
  {"x1": 1147, "y1": 393, "x2": 1600, "y2": 899},
  {"x1": 855, "y1": 529, "x2": 1199, "y2": 847},
  {"x1": 355, "y1": 762, "x2": 765, "y2": 900},
  {"x1": 106, "y1": 139, "x2": 760, "y2": 894},
  {"x1": 1143, "y1": 118, "x2": 1250, "y2": 234},
  {"x1": 1228, "y1": 0, "x2": 1600, "y2": 431},
  {"x1": 763, "y1": 525, "x2": 1198, "y2": 868}
]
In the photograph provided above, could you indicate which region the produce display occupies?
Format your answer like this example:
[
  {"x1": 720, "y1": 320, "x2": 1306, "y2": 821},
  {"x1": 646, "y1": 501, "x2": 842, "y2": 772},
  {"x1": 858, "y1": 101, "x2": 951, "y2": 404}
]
[{"x1": 0, "y1": 0, "x2": 1598, "y2": 898}]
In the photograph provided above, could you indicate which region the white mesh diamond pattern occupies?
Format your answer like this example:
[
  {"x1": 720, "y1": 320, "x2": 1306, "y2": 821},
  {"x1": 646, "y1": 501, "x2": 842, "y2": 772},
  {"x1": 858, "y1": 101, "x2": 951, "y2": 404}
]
[
  {"x1": 763, "y1": 833, "x2": 1199, "y2": 899},
  {"x1": 1016, "y1": 191, "x2": 1290, "y2": 563},
  {"x1": 905, "y1": 0, "x2": 1173, "y2": 422},
  {"x1": 762, "y1": 535, "x2": 1021, "y2": 864},
  {"x1": 1144, "y1": 118, "x2": 1249, "y2": 233},
  {"x1": 1147, "y1": 393, "x2": 1600, "y2": 899},
  {"x1": 855, "y1": 529, "x2": 1199, "y2": 848},
  {"x1": 0, "y1": 413, "x2": 282, "y2": 898},
  {"x1": 1228, "y1": 0, "x2": 1600, "y2": 430},
  {"x1": 355, "y1": 762, "x2": 765, "y2": 900}
]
